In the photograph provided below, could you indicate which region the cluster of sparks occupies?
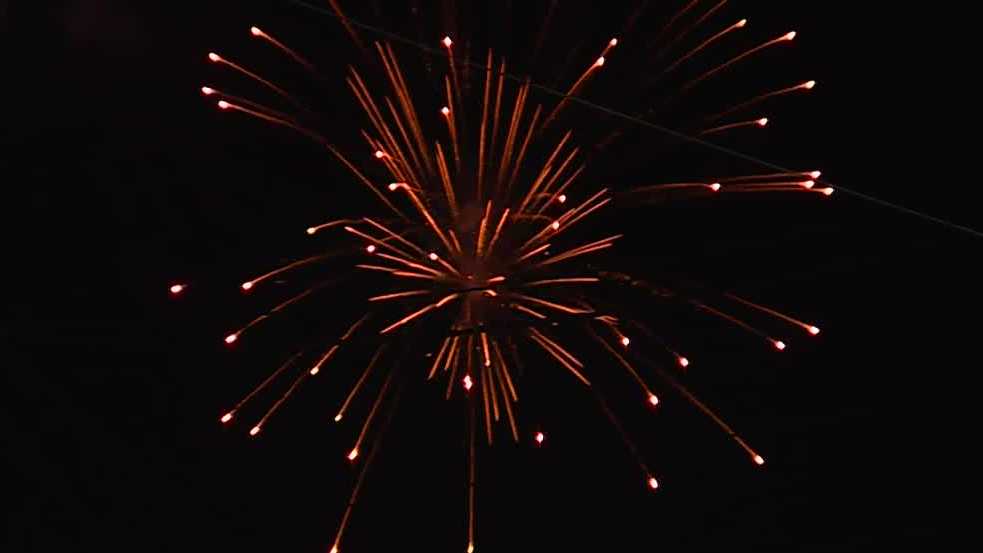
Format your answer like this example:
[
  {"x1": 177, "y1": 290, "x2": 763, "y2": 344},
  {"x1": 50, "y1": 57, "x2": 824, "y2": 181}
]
[{"x1": 174, "y1": 3, "x2": 832, "y2": 551}]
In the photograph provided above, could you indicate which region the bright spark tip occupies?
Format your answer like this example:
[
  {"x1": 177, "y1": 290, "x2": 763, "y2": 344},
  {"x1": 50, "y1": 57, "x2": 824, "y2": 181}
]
[
  {"x1": 366, "y1": 244, "x2": 377, "y2": 253},
  {"x1": 609, "y1": 38, "x2": 619, "y2": 46},
  {"x1": 306, "y1": 227, "x2": 316, "y2": 235},
  {"x1": 594, "y1": 56, "x2": 606, "y2": 67},
  {"x1": 558, "y1": 194, "x2": 567, "y2": 203},
  {"x1": 217, "y1": 100, "x2": 230, "y2": 109},
  {"x1": 467, "y1": 544, "x2": 474, "y2": 553},
  {"x1": 347, "y1": 448, "x2": 359, "y2": 461},
  {"x1": 442, "y1": 36, "x2": 453, "y2": 48},
  {"x1": 801, "y1": 180, "x2": 815, "y2": 189},
  {"x1": 773, "y1": 340, "x2": 786, "y2": 351},
  {"x1": 535, "y1": 432, "x2": 545, "y2": 444},
  {"x1": 648, "y1": 477, "x2": 659, "y2": 489},
  {"x1": 803, "y1": 80, "x2": 816, "y2": 89},
  {"x1": 757, "y1": 118, "x2": 769, "y2": 127},
  {"x1": 463, "y1": 374, "x2": 473, "y2": 391},
  {"x1": 208, "y1": 52, "x2": 221, "y2": 62},
  {"x1": 201, "y1": 86, "x2": 214, "y2": 95},
  {"x1": 737, "y1": 18, "x2": 748, "y2": 27},
  {"x1": 250, "y1": 26, "x2": 262, "y2": 36},
  {"x1": 551, "y1": 221, "x2": 560, "y2": 230},
  {"x1": 374, "y1": 150, "x2": 385, "y2": 159},
  {"x1": 784, "y1": 31, "x2": 797, "y2": 41},
  {"x1": 710, "y1": 182, "x2": 721, "y2": 192},
  {"x1": 334, "y1": 414, "x2": 342, "y2": 422},
  {"x1": 754, "y1": 454, "x2": 765, "y2": 465},
  {"x1": 388, "y1": 182, "x2": 402, "y2": 191},
  {"x1": 220, "y1": 412, "x2": 234, "y2": 424},
  {"x1": 678, "y1": 357, "x2": 690, "y2": 368},
  {"x1": 822, "y1": 187, "x2": 834, "y2": 196},
  {"x1": 330, "y1": 546, "x2": 339, "y2": 553},
  {"x1": 648, "y1": 394, "x2": 660, "y2": 406},
  {"x1": 441, "y1": 106, "x2": 450, "y2": 116},
  {"x1": 169, "y1": 284, "x2": 185, "y2": 295},
  {"x1": 808, "y1": 326, "x2": 821, "y2": 335},
  {"x1": 249, "y1": 426, "x2": 261, "y2": 436},
  {"x1": 620, "y1": 336, "x2": 630, "y2": 347},
  {"x1": 241, "y1": 281, "x2": 254, "y2": 291},
  {"x1": 310, "y1": 366, "x2": 320, "y2": 375},
  {"x1": 810, "y1": 170, "x2": 822, "y2": 178},
  {"x1": 428, "y1": 252, "x2": 438, "y2": 261},
  {"x1": 225, "y1": 333, "x2": 238, "y2": 344}
]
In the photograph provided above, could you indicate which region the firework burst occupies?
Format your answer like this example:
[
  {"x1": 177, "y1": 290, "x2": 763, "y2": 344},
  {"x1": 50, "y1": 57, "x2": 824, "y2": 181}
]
[{"x1": 180, "y1": 2, "x2": 829, "y2": 550}]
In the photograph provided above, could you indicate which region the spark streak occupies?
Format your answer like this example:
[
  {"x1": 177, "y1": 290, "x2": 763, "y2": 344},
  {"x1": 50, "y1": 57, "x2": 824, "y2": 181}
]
[
  {"x1": 681, "y1": 32, "x2": 798, "y2": 92},
  {"x1": 725, "y1": 293, "x2": 821, "y2": 335},
  {"x1": 207, "y1": 52, "x2": 304, "y2": 108},
  {"x1": 707, "y1": 80, "x2": 816, "y2": 123},
  {"x1": 250, "y1": 26, "x2": 316, "y2": 72},
  {"x1": 700, "y1": 118, "x2": 769, "y2": 135}
]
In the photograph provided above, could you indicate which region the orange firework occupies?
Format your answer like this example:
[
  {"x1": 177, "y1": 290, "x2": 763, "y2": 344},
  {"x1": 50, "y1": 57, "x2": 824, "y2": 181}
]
[{"x1": 186, "y1": 3, "x2": 832, "y2": 551}]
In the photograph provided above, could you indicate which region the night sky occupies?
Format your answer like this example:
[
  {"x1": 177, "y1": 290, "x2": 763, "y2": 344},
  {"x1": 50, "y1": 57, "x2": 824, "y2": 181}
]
[{"x1": 5, "y1": 2, "x2": 966, "y2": 551}]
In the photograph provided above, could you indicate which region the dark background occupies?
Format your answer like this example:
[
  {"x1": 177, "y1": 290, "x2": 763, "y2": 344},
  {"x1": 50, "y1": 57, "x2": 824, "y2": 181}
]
[{"x1": 4, "y1": 1, "x2": 968, "y2": 551}]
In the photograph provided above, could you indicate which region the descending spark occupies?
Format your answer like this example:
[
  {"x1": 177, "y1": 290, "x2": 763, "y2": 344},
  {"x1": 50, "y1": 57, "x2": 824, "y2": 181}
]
[
  {"x1": 700, "y1": 118, "x2": 769, "y2": 135},
  {"x1": 511, "y1": 293, "x2": 593, "y2": 315},
  {"x1": 326, "y1": 0, "x2": 364, "y2": 50},
  {"x1": 693, "y1": 301, "x2": 787, "y2": 350},
  {"x1": 216, "y1": 100, "x2": 324, "y2": 143},
  {"x1": 631, "y1": 182, "x2": 722, "y2": 195},
  {"x1": 362, "y1": 218, "x2": 427, "y2": 256},
  {"x1": 720, "y1": 171, "x2": 822, "y2": 183},
  {"x1": 334, "y1": 347, "x2": 385, "y2": 422},
  {"x1": 725, "y1": 179, "x2": 813, "y2": 190},
  {"x1": 664, "y1": 18, "x2": 747, "y2": 74},
  {"x1": 593, "y1": 392, "x2": 656, "y2": 488},
  {"x1": 307, "y1": 219, "x2": 357, "y2": 235},
  {"x1": 253, "y1": 363, "x2": 311, "y2": 432},
  {"x1": 510, "y1": 303, "x2": 548, "y2": 320},
  {"x1": 202, "y1": 86, "x2": 298, "y2": 122},
  {"x1": 207, "y1": 52, "x2": 304, "y2": 108},
  {"x1": 221, "y1": 351, "x2": 304, "y2": 426},
  {"x1": 369, "y1": 290, "x2": 430, "y2": 302},
  {"x1": 350, "y1": 369, "x2": 396, "y2": 463},
  {"x1": 655, "y1": 0, "x2": 702, "y2": 43},
  {"x1": 428, "y1": 337, "x2": 452, "y2": 380},
  {"x1": 492, "y1": 341, "x2": 518, "y2": 402},
  {"x1": 249, "y1": 26, "x2": 315, "y2": 72},
  {"x1": 681, "y1": 32, "x2": 798, "y2": 92},
  {"x1": 379, "y1": 294, "x2": 459, "y2": 334},
  {"x1": 524, "y1": 277, "x2": 600, "y2": 287},
  {"x1": 640, "y1": 353, "x2": 765, "y2": 465},
  {"x1": 528, "y1": 329, "x2": 590, "y2": 386},
  {"x1": 591, "y1": 330, "x2": 657, "y2": 402},
  {"x1": 707, "y1": 80, "x2": 816, "y2": 123},
  {"x1": 543, "y1": 40, "x2": 614, "y2": 127}
]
